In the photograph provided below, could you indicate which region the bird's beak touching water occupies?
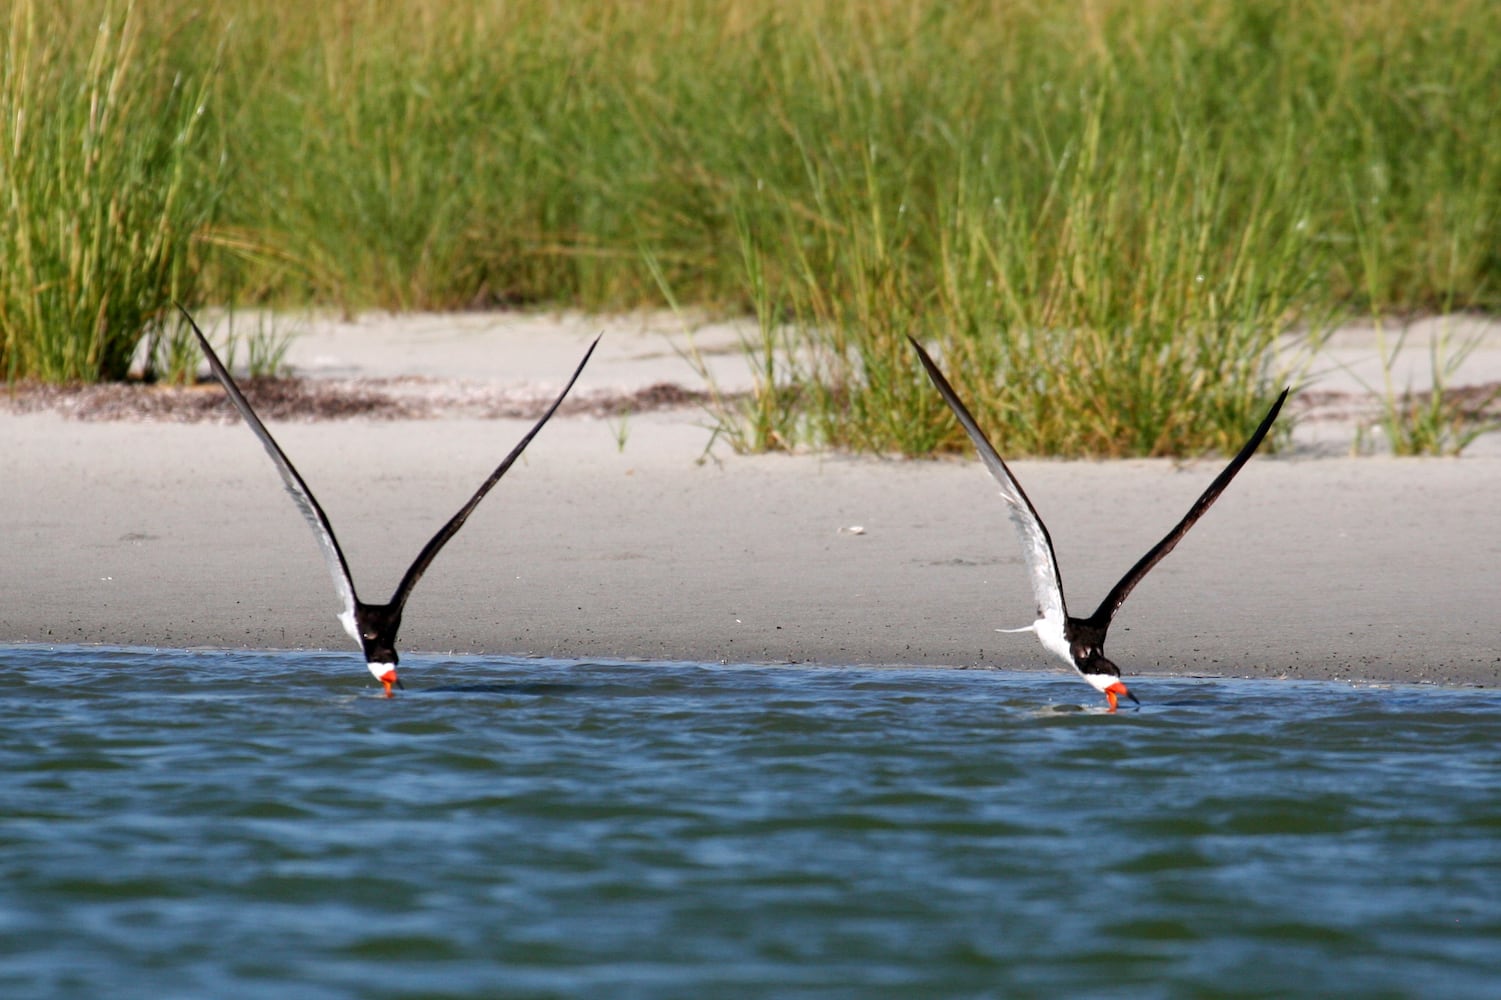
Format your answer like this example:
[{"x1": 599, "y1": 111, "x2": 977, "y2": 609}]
[
  {"x1": 369, "y1": 665, "x2": 401, "y2": 698},
  {"x1": 1104, "y1": 682, "x2": 1139, "y2": 712}
]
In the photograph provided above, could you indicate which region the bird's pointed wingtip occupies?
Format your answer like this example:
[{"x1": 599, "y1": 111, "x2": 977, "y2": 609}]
[{"x1": 574, "y1": 331, "x2": 604, "y2": 366}]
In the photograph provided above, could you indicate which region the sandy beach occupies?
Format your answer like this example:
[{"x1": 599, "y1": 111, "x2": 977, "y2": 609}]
[{"x1": 4, "y1": 312, "x2": 1499, "y2": 686}]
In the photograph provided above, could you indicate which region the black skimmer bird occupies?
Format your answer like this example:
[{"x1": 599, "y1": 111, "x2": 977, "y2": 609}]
[
  {"x1": 181, "y1": 305, "x2": 598, "y2": 695},
  {"x1": 909, "y1": 337, "x2": 1287, "y2": 710}
]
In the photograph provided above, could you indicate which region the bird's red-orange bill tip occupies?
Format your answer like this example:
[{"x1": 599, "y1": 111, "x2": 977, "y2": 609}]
[{"x1": 1105, "y1": 682, "x2": 1134, "y2": 711}]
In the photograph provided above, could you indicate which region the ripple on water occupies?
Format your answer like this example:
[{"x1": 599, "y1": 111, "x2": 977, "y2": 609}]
[{"x1": 3, "y1": 644, "x2": 1501, "y2": 999}]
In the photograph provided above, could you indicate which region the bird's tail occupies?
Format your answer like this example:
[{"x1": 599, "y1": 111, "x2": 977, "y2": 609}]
[{"x1": 995, "y1": 625, "x2": 1037, "y2": 634}]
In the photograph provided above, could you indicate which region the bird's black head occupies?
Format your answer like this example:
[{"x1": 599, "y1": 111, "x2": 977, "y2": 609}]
[
  {"x1": 1076, "y1": 652, "x2": 1139, "y2": 710},
  {"x1": 354, "y1": 603, "x2": 403, "y2": 669},
  {"x1": 1070, "y1": 640, "x2": 1117, "y2": 675}
]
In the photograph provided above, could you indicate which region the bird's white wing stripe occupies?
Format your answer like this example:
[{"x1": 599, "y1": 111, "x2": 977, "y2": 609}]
[
  {"x1": 970, "y1": 447, "x2": 1068, "y2": 629},
  {"x1": 219, "y1": 379, "x2": 359, "y2": 630},
  {"x1": 183, "y1": 309, "x2": 360, "y2": 636},
  {"x1": 907, "y1": 338, "x2": 1068, "y2": 630},
  {"x1": 262, "y1": 463, "x2": 359, "y2": 633}
]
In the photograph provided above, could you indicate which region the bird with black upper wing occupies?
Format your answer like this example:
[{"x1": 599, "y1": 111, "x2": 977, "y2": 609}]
[
  {"x1": 909, "y1": 336, "x2": 1287, "y2": 710},
  {"x1": 182, "y1": 304, "x2": 598, "y2": 695}
]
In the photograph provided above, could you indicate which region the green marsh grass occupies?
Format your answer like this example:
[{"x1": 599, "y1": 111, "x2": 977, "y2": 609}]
[
  {"x1": 728, "y1": 89, "x2": 1317, "y2": 456},
  {"x1": 0, "y1": 0, "x2": 221, "y2": 382},
  {"x1": 4, "y1": 0, "x2": 1499, "y2": 456}
]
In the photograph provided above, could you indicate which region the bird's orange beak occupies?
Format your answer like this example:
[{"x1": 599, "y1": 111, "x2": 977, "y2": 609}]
[
  {"x1": 1104, "y1": 682, "x2": 1138, "y2": 712},
  {"x1": 377, "y1": 668, "x2": 400, "y2": 698}
]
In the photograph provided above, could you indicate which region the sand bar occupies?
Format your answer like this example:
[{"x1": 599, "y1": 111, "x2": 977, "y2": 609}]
[{"x1": 4, "y1": 312, "x2": 1499, "y2": 687}]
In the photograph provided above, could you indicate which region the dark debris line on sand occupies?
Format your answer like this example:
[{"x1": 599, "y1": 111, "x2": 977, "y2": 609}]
[
  {"x1": 1, "y1": 378, "x2": 726, "y2": 423},
  {"x1": 10, "y1": 379, "x2": 1500, "y2": 428}
]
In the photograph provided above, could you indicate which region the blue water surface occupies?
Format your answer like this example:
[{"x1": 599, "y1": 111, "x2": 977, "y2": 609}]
[{"x1": 3, "y1": 644, "x2": 1499, "y2": 999}]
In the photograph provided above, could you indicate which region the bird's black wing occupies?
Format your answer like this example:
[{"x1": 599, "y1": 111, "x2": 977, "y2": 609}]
[
  {"x1": 183, "y1": 305, "x2": 362, "y2": 636},
  {"x1": 386, "y1": 335, "x2": 601, "y2": 613},
  {"x1": 909, "y1": 337, "x2": 1069, "y2": 627},
  {"x1": 1085, "y1": 388, "x2": 1288, "y2": 629}
]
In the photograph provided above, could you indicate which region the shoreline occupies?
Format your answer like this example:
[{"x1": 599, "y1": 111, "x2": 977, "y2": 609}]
[{"x1": 4, "y1": 312, "x2": 1499, "y2": 687}]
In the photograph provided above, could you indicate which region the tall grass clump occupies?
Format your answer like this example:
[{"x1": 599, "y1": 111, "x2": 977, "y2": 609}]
[
  {"x1": 0, "y1": 0, "x2": 222, "y2": 382},
  {"x1": 705, "y1": 4, "x2": 1325, "y2": 455}
]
